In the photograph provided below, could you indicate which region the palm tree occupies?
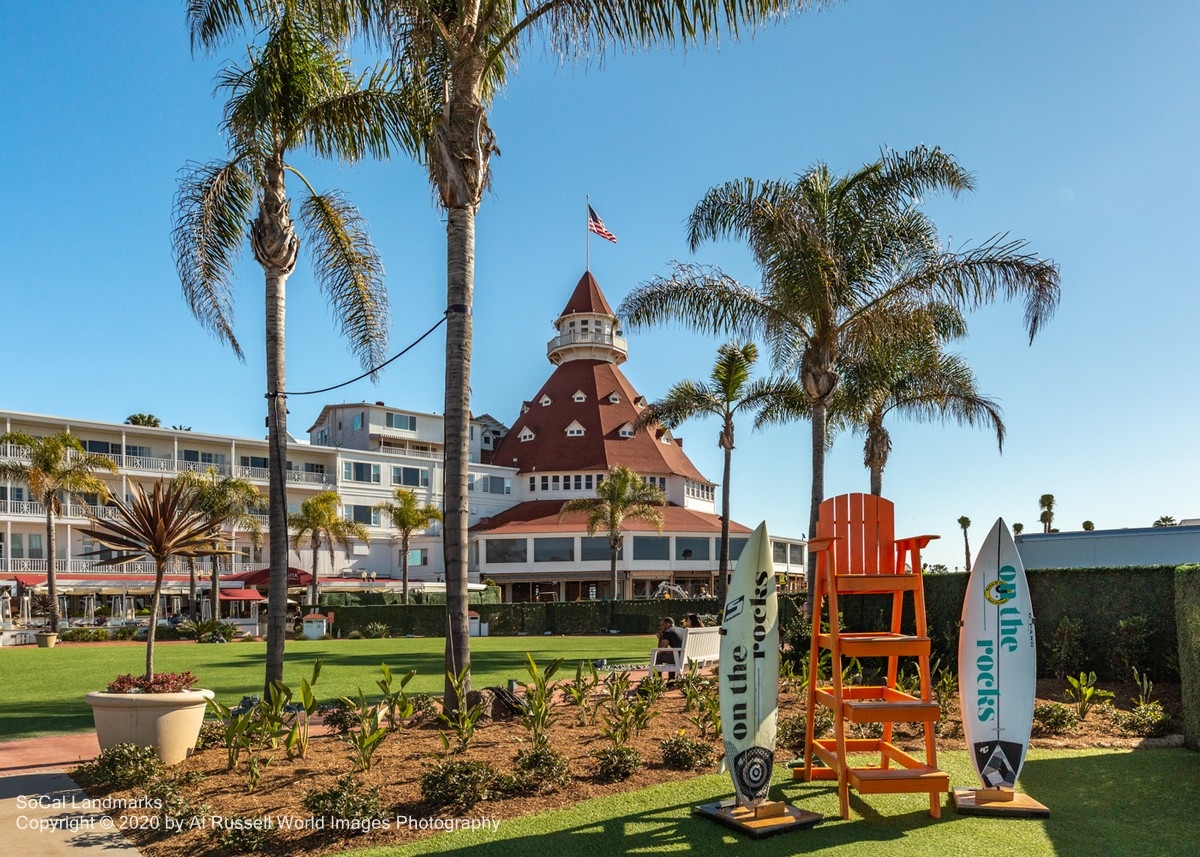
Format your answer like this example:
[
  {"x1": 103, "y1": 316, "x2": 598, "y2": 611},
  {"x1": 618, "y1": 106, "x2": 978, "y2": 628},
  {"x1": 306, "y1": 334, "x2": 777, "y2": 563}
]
[
  {"x1": 830, "y1": 306, "x2": 1005, "y2": 496},
  {"x1": 1012, "y1": 522, "x2": 1024, "y2": 536},
  {"x1": 635, "y1": 342, "x2": 782, "y2": 604},
  {"x1": 558, "y1": 466, "x2": 666, "y2": 600},
  {"x1": 375, "y1": 488, "x2": 443, "y2": 605},
  {"x1": 176, "y1": 7, "x2": 412, "y2": 688},
  {"x1": 1039, "y1": 494, "x2": 1056, "y2": 533},
  {"x1": 125, "y1": 414, "x2": 161, "y2": 427},
  {"x1": 289, "y1": 491, "x2": 369, "y2": 607},
  {"x1": 0, "y1": 431, "x2": 118, "y2": 633},
  {"x1": 620, "y1": 147, "x2": 1060, "y2": 600},
  {"x1": 174, "y1": 467, "x2": 264, "y2": 621},
  {"x1": 957, "y1": 516, "x2": 972, "y2": 573},
  {"x1": 79, "y1": 481, "x2": 232, "y2": 679},
  {"x1": 1082, "y1": 520, "x2": 1095, "y2": 531},
  {"x1": 190, "y1": 0, "x2": 825, "y2": 711},
  {"x1": 1153, "y1": 516, "x2": 1177, "y2": 527}
]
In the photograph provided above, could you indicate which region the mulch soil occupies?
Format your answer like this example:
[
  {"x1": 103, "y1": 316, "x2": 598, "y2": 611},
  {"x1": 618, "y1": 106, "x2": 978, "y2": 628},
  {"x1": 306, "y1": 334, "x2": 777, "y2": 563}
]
[{"x1": 81, "y1": 676, "x2": 1184, "y2": 857}]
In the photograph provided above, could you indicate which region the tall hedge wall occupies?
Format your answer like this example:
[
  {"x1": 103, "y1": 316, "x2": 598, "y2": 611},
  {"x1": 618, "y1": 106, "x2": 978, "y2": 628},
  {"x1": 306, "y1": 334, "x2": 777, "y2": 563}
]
[
  {"x1": 1176, "y1": 564, "x2": 1200, "y2": 751},
  {"x1": 326, "y1": 567, "x2": 1180, "y2": 683}
]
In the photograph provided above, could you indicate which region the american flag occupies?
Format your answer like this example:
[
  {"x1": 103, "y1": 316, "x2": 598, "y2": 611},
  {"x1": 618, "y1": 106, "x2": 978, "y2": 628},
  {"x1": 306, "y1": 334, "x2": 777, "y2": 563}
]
[{"x1": 587, "y1": 205, "x2": 617, "y2": 243}]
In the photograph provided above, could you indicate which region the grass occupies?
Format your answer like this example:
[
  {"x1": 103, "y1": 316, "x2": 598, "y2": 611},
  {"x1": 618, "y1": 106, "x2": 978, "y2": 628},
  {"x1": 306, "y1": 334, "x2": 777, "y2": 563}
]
[
  {"x1": 335, "y1": 748, "x2": 1200, "y2": 857},
  {"x1": 0, "y1": 635, "x2": 656, "y2": 739}
]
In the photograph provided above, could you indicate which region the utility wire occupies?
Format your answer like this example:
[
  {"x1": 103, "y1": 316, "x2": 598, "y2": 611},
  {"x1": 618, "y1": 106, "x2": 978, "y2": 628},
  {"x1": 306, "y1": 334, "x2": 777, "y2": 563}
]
[{"x1": 280, "y1": 313, "x2": 448, "y2": 397}]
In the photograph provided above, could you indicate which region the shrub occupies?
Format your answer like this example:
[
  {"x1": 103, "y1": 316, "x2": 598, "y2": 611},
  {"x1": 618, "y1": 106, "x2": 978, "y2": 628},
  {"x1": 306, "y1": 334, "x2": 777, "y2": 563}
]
[
  {"x1": 1064, "y1": 671, "x2": 1114, "y2": 720},
  {"x1": 409, "y1": 693, "x2": 438, "y2": 723},
  {"x1": 660, "y1": 732, "x2": 716, "y2": 771},
  {"x1": 421, "y1": 760, "x2": 499, "y2": 810},
  {"x1": 302, "y1": 774, "x2": 387, "y2": 825},
  {"x1": 106, "y1": 671, "x2": 199, "y2": 693},
  {"x1": 775, "y1": 711, "x2": 832, "y2": 749},
  {"x1": 346, "y1": 630, "x2": 364, "y2": 640},
  {"x1": 592, "y1": 746, "x2": 642, "y2": 783},
  {"x1": 60, "y1": 628, "x2": 111, "y2": 642},
  {"x1": 1110, "y1": 615, "x2": 1153, "y2": 679},
  {"x1": 505, "y1": 746, "x2": 570, "y2": 793},
  {"x1": 209, "y1": 816, "x2": 272, "y2": 854},
  {"x1": 75, "y1": 743, "x2": 165, "y2": 791},
  {"x1": 144, "y1": 773, "x2": 210, "y2": 828},
  {"x1": 363, "y1": 621, "x2": 391, "y2": 639},
  {"x1": 195, "y1": 721, "x2": 225, "y2": 750},
  {"x1": 1102, "y1": 701, "x2": 1171, "y2": 737},
  {"x1": 1044, "y1": 616, "x2": 1085, "y2": 679},
  {"x1": 177, "y1": 619, "x2": 238, "y2": 643},
  {"x1": 1032, "y1": 702, "x2": 1079, "y2": 736},
  {"x1": 317, "y1": 700, "x2": 358, "y2": 735}
]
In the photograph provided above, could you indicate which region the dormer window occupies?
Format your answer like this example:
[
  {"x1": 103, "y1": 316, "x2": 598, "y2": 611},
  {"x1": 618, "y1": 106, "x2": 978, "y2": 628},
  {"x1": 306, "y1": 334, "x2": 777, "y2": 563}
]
[
  {"x1": 521, "y1": 403, "x2": 530, "y2": 415},
  {"x1": 539, "y1": 394, "x2": 552, "y2": 407},
  {"x1": 565, "y1": 421, "x2": 585, "y2": 437},
  {"x1": 519, "y1": 426, "x2": 536, "y2": 442},
  {"x1": 572, "y1": 390, "x2": 586, "y2": 403},
  {"x1": 619, "y1": 423, "x2": 635, "y2": 438},
  {"x1": 608, "y1": 392, "x2": 621, "y2": 404},
  {"x1": 635, "y1": 396, "x2": 646, "y2": 408}
]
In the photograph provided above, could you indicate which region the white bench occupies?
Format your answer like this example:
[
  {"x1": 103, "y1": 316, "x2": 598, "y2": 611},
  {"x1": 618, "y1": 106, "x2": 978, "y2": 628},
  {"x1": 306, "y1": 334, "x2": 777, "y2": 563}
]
[{"x1": 650, "y1": 625, "x2": 720, "y2": 679}]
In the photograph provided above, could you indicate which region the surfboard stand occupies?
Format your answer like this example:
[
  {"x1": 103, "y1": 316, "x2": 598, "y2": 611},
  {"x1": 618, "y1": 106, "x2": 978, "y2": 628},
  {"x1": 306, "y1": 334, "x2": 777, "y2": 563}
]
[
  {"x1": 952, "y1": 787, "x2": 1049, "y2": 818},
  {"x1": 693, "y1": 799, "x2": 822, "y2": 839}
]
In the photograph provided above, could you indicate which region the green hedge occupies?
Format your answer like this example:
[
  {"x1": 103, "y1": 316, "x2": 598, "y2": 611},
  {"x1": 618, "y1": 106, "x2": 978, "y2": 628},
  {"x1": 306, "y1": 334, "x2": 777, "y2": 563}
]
[
  {"x1": 1177, "y1": 564, "x2": 1200, "y2": 751},
  {"x1": 326, "y1": 568, "x2": 1181, "y2": 684}
]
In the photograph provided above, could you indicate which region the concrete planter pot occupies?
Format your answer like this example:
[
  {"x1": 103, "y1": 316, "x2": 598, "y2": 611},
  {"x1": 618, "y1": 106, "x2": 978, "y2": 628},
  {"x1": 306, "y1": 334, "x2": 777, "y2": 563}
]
[
  {"x1": 35, "y1": 632, "x2": 58, "y2": 648},
  {"x1": 85, "y1": 689, "x2": 214, "y2": 765}
]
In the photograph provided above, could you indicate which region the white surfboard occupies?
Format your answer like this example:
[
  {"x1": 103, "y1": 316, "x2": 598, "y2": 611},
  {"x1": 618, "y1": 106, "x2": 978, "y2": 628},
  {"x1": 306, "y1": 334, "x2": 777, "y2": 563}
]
[
  {"x1": 958, "y1": 518, "x2": 1037, "y2": 789},
  {"x1": 719, "y1": 521, "x2": 779, "y2": 807}
]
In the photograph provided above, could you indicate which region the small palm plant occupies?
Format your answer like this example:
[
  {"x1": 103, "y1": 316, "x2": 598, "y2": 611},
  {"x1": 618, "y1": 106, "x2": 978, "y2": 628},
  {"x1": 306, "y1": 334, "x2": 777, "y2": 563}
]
[
  {"x1": 289, "y1": 491, "x2": 368, "y2": 607},
  {"x1": 79, "y1": 480, "x2": 232, "y2": 682}
]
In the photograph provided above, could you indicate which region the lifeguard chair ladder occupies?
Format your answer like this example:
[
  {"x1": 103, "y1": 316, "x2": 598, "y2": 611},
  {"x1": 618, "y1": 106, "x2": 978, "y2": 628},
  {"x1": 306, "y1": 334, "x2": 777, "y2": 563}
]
[{"x1": 801, "y1": 493, "x2": 948, "y2": 819}]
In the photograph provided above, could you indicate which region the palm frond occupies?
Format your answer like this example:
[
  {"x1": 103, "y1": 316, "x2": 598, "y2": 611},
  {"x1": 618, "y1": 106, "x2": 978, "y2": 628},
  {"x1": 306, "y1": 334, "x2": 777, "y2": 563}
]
[
  {"x1": 172, "y1": 159, "x2": 254, "y2": 360},
  {"x1": 300, "y1": 191, "x2": 391, "y2": 373},
  {"x1": 619, "y1": 262, "x2": 773, "y2": 341}
]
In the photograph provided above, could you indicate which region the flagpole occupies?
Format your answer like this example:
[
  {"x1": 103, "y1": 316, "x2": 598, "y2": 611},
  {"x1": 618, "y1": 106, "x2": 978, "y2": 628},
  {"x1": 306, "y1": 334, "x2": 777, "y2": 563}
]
[{"x1": 585, "y1": 194, "x2": 591, "y2": 272}]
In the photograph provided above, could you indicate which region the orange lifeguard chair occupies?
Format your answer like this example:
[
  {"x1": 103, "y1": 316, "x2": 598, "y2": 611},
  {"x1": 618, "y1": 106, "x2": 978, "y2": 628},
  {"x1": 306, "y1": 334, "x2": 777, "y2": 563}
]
[{"x1": 801, "y1": 493, "x2": 948, "y2": 819}]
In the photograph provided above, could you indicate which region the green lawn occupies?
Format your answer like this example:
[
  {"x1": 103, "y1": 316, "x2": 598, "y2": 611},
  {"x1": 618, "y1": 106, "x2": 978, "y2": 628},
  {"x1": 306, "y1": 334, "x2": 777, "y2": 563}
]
[
  {"x1": 0, "y1": 636, "x2": 656, "y2": 739},
  {"x1": 336, "y1": 748, "x2": 1200, "y2": 857}
]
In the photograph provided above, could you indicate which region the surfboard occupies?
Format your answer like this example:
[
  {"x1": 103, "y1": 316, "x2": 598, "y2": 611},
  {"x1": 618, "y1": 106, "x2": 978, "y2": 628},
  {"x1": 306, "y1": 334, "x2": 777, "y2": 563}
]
[
  {"x1": 720, "y1": 521, "x2": 779, "y2": 807},
  {"x1": 958, "y1": 518, "x2": 1037, "y2": 789}
]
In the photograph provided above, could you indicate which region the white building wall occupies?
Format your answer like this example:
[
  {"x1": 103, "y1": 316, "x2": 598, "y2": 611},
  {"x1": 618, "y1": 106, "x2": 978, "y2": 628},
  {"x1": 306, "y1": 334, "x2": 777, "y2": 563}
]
[{"x1": 1015, "y1": 525, "x2": 1200, "y2": 569}]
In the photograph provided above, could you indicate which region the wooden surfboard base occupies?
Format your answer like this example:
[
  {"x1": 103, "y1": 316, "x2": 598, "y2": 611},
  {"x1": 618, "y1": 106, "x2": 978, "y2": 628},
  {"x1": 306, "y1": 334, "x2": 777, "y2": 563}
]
[
  {"x1": 952, "y1": 787, "x2": 1049, "y2": 818},
  {"x1": 694, "y1": 799, "x2": 823, "y2": 838}
]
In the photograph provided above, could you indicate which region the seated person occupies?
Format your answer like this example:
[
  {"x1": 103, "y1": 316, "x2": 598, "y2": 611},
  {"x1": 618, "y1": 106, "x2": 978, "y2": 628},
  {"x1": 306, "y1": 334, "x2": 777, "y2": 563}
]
[
  {"x1": 685, "y1": 612, "x2": 703, "y2": 628},
  {"x1": 655, "y1": 616, "x2": 685, "y2": 667}
]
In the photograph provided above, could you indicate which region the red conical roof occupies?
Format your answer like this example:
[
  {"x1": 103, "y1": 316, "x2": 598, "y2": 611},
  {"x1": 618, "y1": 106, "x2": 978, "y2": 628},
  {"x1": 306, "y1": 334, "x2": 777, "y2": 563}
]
[{"x1": 557, "y1": 271, "x2": 615, "y2": 318}]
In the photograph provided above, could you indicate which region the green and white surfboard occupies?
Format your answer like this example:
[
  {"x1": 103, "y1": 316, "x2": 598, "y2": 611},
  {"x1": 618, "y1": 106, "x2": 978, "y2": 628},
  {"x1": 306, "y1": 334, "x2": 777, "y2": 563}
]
[{"x1": 719, "y1": 521, "x2": 779, "y2": 807}]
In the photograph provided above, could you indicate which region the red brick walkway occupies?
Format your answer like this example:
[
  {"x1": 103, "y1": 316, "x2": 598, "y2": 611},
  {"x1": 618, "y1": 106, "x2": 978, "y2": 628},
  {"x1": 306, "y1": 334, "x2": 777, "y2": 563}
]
[{"x1": 0, "y1": 732, "x2": 100, "y2": 777}]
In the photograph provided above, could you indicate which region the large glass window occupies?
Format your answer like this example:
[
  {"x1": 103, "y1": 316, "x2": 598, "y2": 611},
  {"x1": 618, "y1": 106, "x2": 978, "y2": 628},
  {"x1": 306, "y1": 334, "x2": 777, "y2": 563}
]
[
  {"x1": 386, "y1": 412, "x2": 417, "y2": 431},
  {"x1": 772, "y1": 541, "x2": 788, "y2": 563},
  {"x1": 393, "y1": 466, "x2": 430, "y2": 488},
  {"x1": 485, "y1": 539, "x2": 527, "y2": 564},
  {"x1": 240, "y1": 455, "x2": 268, "y2": 469},
  {"x1": 534, "y1": 538, "x2": 574, "y2": 563},
  {"x1": 632, "y1": 536, "x2": 669, "y2": 561},
  {"x1": 344, "y1": 505, "x2": 380, "y2": 526},
  {"x1": 344, "y1": 461, "x2": 381, "y2": 483},
  {"x1": 789, "y1": 544, "x2": 805, "y2": 564},
  {"x1": 406, "y1": 548, "x2": 428, "y2": 567},
  {"x1": 581, "y1": 537, "x2": 620, "y2": 561},
  {"x1": 729, "y1": 537, "x2": 748, "y2": 561},
  {"x1": 675, "y1": 537, "x2": 710, "y2": 561},
  {"x1": 352, "y1": 412, "x2": 364, "y2": 431}
]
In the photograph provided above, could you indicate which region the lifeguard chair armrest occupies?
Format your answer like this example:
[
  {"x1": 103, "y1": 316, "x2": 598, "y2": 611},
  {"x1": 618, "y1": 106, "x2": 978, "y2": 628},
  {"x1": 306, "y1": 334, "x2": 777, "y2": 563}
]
[
  {"x1": 807, "y1": 536, "x2": 837, "y2": 552},
  {"x1": 894, "y1": 535, "x2": 939, "y2": 549}
]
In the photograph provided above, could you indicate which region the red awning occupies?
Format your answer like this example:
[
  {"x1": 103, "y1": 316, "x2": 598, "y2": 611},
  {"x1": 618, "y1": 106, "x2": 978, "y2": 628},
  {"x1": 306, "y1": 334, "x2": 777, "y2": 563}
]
[
  {"x1": 12, "y1": 574, "x2": 46, "y2": 587},
  {"x1": 225, "y1": 567, "x2": 313, "y2": 586},
  {"x1": 218, "y1": 589, "x2": 266, "y2": 602}
]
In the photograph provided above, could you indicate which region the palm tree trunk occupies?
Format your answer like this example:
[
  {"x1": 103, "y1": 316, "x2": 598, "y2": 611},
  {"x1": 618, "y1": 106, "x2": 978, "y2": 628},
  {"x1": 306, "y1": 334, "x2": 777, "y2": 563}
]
[
  {"x1": 806, "y1": 400, "x2": 827, "y2": 607},
  {"x1": 146, "y1": 559, "x2": 165, "y2": 680},
  {"x1": 610, "y1": 539, "x2": 619, "y2": 602},
  {"x1": 211, "y1": 557, "x2": 221, "y2": 622},
  {"x1": 254, "y1": 147, "x2": 298, "y2": 694},
  {"x1": 963, "y1": 530, "x2": 972, "y2": 573},
  {"x1": 45, "y1": 505, "x2": 59, "y2": 632},
  {"x1": 188, "y1": 557, "x2": 197, "y2": 621},
  {"x1": 401, "y1": 533, "x2": 410, "y2": 606},
  {"x1": 718, "y1": 441, "x2": 732, "y2": 603},
  {"x1": 442, "y1": 205, "x2": 474, "y2": 711},
  {"x1": 310, "y1": 541, "x2": 320, "y2": 609}
]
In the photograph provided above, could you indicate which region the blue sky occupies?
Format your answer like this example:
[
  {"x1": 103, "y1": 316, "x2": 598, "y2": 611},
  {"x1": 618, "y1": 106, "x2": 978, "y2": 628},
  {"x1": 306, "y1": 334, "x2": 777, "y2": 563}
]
[{"x1": 2, "y1": 1, "x2": 1197, "y2": 570}]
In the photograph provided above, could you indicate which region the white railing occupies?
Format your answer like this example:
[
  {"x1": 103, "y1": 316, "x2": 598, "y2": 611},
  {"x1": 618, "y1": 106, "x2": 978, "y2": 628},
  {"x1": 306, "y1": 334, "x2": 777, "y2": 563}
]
[
  {"x1": 0, "y1": 557, "x2": 259, "y2": 576},
  {"x1": 378, "y1": 445, "x2": 442, "y2": 461},
  {"x1": 546, "y1": 330, "x2": 627, "y2": 355}
]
